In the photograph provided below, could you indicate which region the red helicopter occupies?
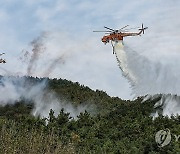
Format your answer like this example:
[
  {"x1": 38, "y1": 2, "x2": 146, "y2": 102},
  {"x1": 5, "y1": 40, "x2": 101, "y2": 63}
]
[{"x1": 93, "y1": 24, "x2": 148, "y2": 53}]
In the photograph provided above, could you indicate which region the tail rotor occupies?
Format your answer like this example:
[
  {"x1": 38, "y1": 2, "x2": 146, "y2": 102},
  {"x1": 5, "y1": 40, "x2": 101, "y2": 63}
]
[{"x1": 138, "y1": 23, "x2": 148, "y2": 34}]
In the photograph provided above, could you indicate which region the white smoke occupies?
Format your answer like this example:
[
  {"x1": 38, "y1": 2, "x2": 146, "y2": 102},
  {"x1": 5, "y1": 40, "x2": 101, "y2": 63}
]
[
  {"x1": 0, "y1": 76, "x2": 92, "y2": 119},
  {"x1": 114, "y1": 41, "x2": 180, "y2": 116}
]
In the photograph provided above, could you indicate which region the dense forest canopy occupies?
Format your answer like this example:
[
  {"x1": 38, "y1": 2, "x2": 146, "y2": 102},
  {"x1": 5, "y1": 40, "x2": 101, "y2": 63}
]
[{"x1": 0, "y1": 76, "x2": 179, "y2": 153}]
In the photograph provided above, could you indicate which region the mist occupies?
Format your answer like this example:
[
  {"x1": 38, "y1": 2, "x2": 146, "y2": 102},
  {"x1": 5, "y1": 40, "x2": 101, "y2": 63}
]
[
  {"x1": 0, "y1": 76, "x2": 92, "y2": 118},
  {"x1": 114, "y1": 41, "x2": 180, "y2": 116}
]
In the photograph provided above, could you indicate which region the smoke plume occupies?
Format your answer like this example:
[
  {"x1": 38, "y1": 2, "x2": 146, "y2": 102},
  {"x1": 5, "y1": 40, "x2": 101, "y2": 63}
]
[
  {"x1": 27, "y1": 32, "x2": 47, "y2": 76},
  {"x1": 42, "y1": 54, "x2": 66, "y2": 77},
  {"x1": 114, "y1": 41, "x2": 180, "y2": 116},
  {"x1": 17, "y1": 31, "x2": 73, "y2": 78},
  {"x1": 19, "y1": 50, "x2": 30, "y2": 64},
  {"x1": 0, "y1": 76, "x2": 92, "y2": 118}
]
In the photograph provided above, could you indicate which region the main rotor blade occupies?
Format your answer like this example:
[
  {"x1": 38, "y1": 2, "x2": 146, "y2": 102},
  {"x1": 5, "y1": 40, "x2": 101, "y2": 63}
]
[
  {"x1": 123, "y1": 27, "x2": 140, "y2": 31},
  {"x1": 104, "y1": 26, "x2": 115, "y2": 31},
  {"x1": 120, "y1": 25, "x2": 129, "y2": 30},
  {"x1": 93, "y1": 30, "x2": 112, "y2": 32}
]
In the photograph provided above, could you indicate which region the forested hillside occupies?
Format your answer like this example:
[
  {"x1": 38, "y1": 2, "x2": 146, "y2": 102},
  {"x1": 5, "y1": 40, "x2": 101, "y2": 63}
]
[{"x1": 0, "y1": 76, "x2": 179, "y2": 153}]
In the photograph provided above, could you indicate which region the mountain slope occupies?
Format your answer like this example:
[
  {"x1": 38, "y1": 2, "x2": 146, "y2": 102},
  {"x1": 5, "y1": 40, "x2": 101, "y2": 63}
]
[{"x1": 0, "y1": 76, "x2": 179, "y2": 153}]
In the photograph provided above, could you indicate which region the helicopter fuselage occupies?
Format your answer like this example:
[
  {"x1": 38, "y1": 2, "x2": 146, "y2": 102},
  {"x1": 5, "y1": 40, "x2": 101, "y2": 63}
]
[{"x1": 101, "y1": 33, "x2": 124, "y2": 44}]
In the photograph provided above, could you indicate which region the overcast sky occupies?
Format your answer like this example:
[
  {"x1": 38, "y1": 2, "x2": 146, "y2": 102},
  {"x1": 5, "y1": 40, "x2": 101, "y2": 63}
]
[{"x1": 0, "y1": 0, "x2": 180, "y2": 99}]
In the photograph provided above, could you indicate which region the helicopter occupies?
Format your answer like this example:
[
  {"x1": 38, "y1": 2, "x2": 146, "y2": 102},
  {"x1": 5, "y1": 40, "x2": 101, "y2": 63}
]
[
  {"x1": 93, "y1": 24, "x2": 148, "y2": 54},
  {"x1": 0, "y1": 53, "x2": 6, "y2": 63}
]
